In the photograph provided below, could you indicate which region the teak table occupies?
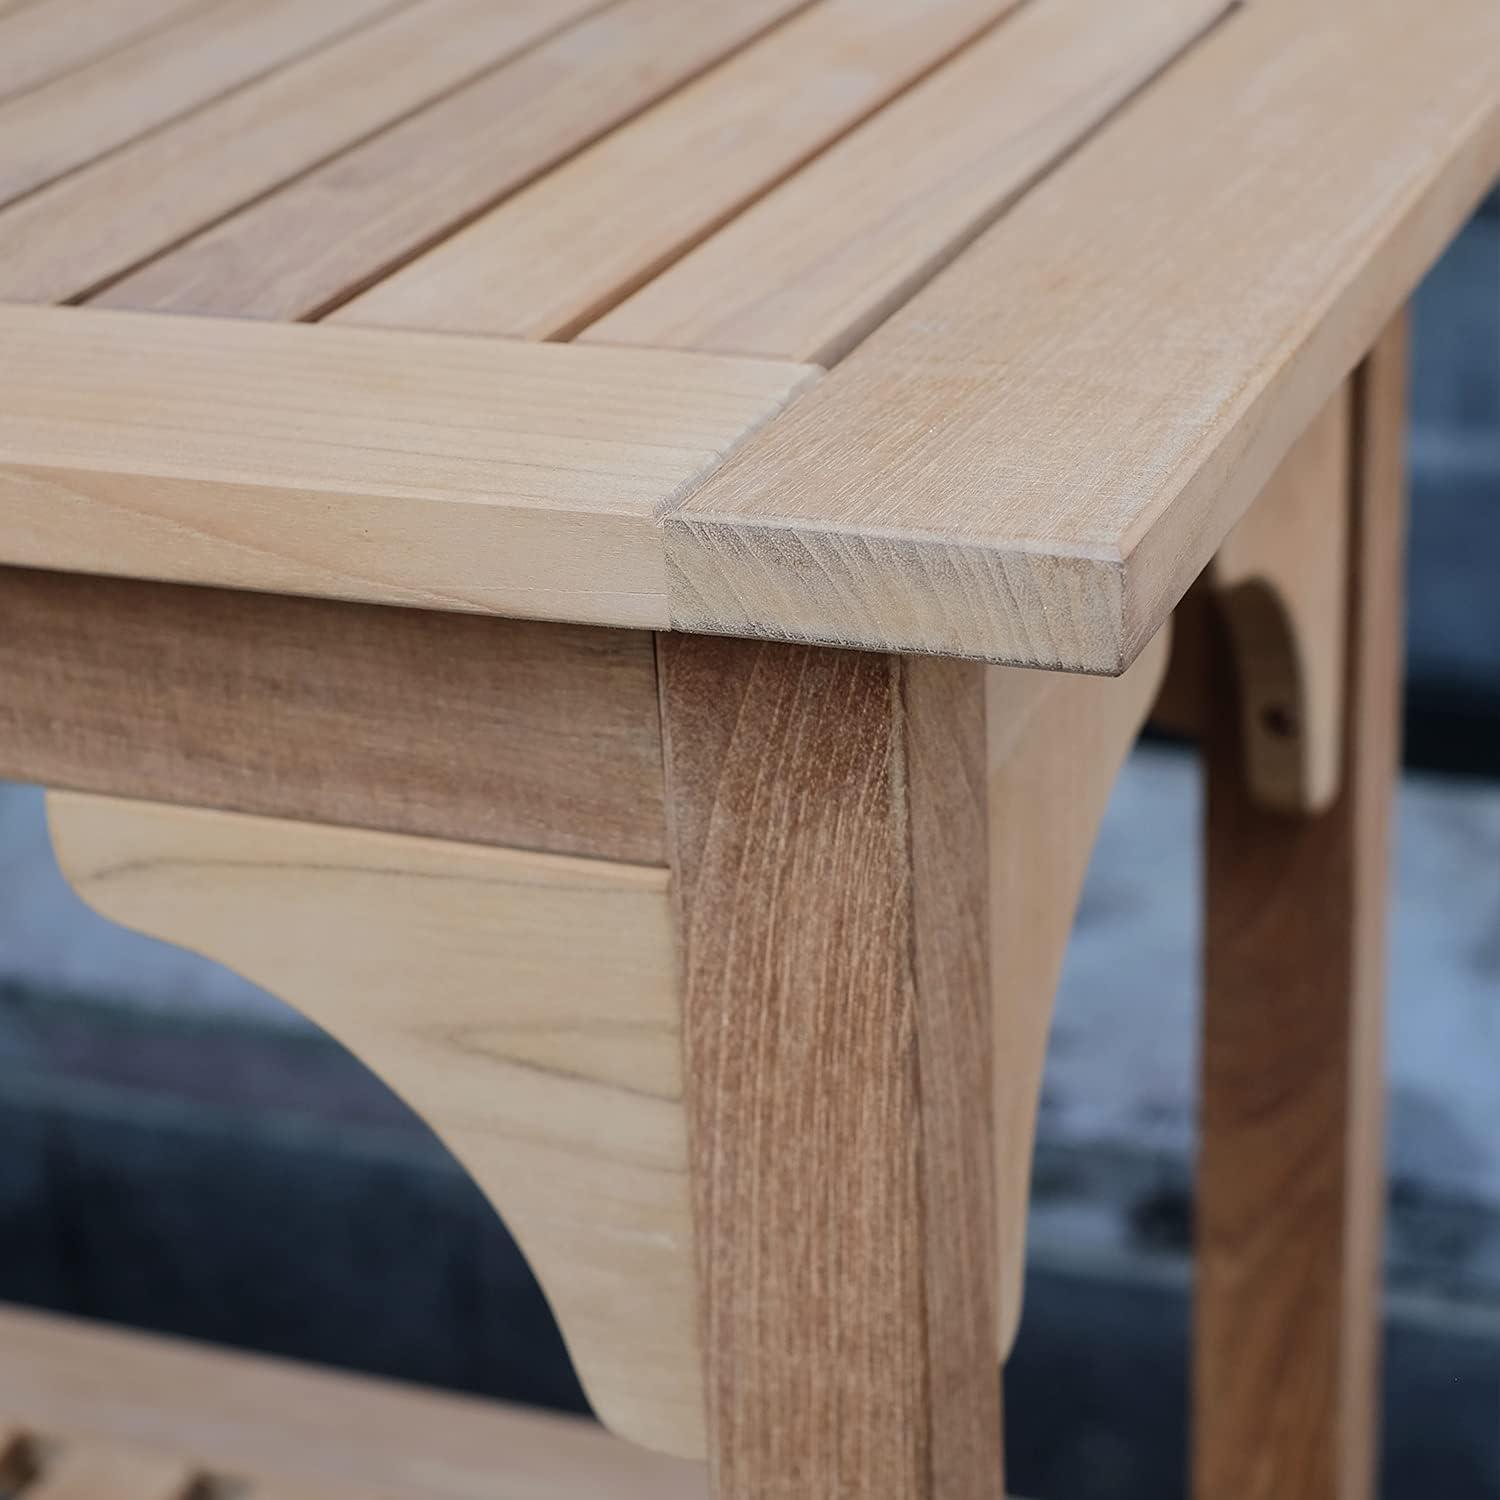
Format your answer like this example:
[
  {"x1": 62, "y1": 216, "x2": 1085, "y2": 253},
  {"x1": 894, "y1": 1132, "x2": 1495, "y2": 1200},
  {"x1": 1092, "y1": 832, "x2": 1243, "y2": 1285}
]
[{"x1": 1, "y1": 0, "x2": 1497, "y2": 1494}]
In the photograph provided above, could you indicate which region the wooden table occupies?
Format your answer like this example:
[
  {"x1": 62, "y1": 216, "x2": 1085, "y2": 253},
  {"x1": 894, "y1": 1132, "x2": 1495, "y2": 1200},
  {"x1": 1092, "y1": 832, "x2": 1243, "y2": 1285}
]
[{"x1": 1, "y1": 0, "x2": 1497, "y2": 1494}]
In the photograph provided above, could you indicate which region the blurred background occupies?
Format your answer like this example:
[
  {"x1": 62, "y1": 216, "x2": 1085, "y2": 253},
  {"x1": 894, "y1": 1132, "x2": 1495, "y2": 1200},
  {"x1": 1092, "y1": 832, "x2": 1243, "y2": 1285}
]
[{"x1": 1, "y1": 196, "x2": 1497, "y2": 1499}]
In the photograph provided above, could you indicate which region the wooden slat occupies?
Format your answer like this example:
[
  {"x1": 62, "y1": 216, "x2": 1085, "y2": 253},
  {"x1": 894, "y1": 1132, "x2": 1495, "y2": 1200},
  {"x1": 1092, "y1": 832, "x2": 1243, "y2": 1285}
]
[
  {"x1": 93, "y1": 0, "x2": 810, "y2": 321},
  {"x1": 231, "y1": 1487, "x2": 379, "y2": 1500},
  {"x1": 0, "y1": 567, "x2": 668, "y2": 863},
  {"x1": 0, "y1": 304, "x2": 814, "y2": 627},
  {"x1": 585, "y1": 0, "x2": 1227, "y2": 364},
  {"x1": 660, "y1": 637, "x2": 1001, "y2": 1496},
  {"x1": 231, "y1": 1486, "x2": 410, "y2": 1500},
  {"x1": 662, "y1": 0, "x2": 1500, "y2": 669},
  {"x1": 0, "y1": 0, "x2": 202, "y2": 104},
  {"x1": 48, "y1": 797, "x2": 703, "y2": 1459},
  {"x1": 25, "y1": 1443, "x2": 199, "y2": 1500},
  {"x1": 0, "y1": 1304, "x2": 706, "y2": 1498},
  {"x1": 0, "y1": 0, "x2": 607, "y2": 305},
  {"x1": 336, "y1": 0, "x2": 1021, "y2": 340},
  {"x1": 0, "y1": 0, "x2": 402, "y2": 209}
]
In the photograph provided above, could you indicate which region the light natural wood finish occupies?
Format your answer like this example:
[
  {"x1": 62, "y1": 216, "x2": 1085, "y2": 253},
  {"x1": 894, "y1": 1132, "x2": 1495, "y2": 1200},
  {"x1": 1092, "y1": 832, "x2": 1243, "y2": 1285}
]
[
  {"x1": 1211, "y1": 386, "x2": 1352, "y2": 813},
  {"x1": 0, "y1": 305, "x2": 814, "y2": 627},
  {"x1": 586, "y1": 0, "x2": 1226, "y2": 364},
  {"x1": 338, "y1": 0, "x2": 1020, "y2": 340},
  {"x1": 659, "y1": 636, "x2": 1002, "y2": 1498},
  {"x1": 24, "y1": 1443, "x2": 198, "y2": 1500},
  {"x1": 666, "y1": 0, "x2": 1500, "y2": 668},
  {"x1": 0, "y1": 0, "x2": 398, "y2": 208},
  {"x1": 0, "y1": 1303, "x2": 707, "y2": 1498},
  {"x1": 0, "y1": 2, "x2": 1491, "y2": 681},
  {"x1": 988, "y1": 623, "x2": 1171, "y2": 1354},
  {"x1": 0, "y1": 0, "x2": 201, "y2": 104},
  {"x1": 0, "y1": 0, "x2": 605, "y2": 305},
  {"x1": 96, "y1": 0, "x2": 808, "y2": 321},
  {"x1": 1195, "y1": 317, "x2": 1408, "y2": 1500},
  {"x1": 0, "y1": 568, "x2": 667, "y2": 863},
  {"x1": 47, "y1": 795, "x2": 704, "y2": 1460}
]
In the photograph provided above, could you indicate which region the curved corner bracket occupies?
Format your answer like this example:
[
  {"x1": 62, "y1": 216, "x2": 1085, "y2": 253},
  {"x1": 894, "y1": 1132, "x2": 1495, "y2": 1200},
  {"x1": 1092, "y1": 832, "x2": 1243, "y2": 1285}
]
[
  {"x1": 43, "y1": 790, "x2": 707, "y2": 1462},
  {"x1": 990, "y1": 619, "x2": 1171, "y2": 1356},
  {"x1": 1210, "y1": 386, "x2": 1352, "y2": 815}
]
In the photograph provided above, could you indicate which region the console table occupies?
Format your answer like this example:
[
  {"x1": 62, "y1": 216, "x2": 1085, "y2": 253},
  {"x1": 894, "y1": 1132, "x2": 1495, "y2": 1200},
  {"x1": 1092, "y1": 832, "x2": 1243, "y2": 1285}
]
[{"x1": 1, "y1": 0, "x2": 1497, "y2": 1493}]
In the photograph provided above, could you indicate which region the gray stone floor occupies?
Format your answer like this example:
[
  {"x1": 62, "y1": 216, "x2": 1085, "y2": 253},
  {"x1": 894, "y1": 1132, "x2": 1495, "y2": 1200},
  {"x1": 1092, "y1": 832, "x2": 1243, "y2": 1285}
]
[
  {"x1": 1054, "y1": 747, "x2": 1500, "y2": 1209},
  {"x1": 1035, "y1": 747, "x2": 1500, "y2": 1307}
]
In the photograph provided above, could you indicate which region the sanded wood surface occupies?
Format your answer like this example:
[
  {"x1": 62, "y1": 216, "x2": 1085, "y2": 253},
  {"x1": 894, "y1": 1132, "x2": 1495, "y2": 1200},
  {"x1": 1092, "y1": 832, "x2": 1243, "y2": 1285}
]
[
  {"x1": 0, "y1": 1303, "x2": 706, "y2": 1498},
  {"x1": 1212, "y1": 386, "x2": 1352, "y2": 814},
  {"x1": 0, "y1": 305, "x2": 813, "y2": 626},
  {"x1": 586, "y1": 0, "x2": 1225, "y2": 364},
  {"x1": 667, "y1": 0, "x2": 1500, "y2": 666},
  {"x1": 0, "y1": 0, "x2": 606, "y2": 305},
  {"x1": 96, "y1": 0, "x2": 808, "y2": 320},
  {"x1": 0, "y1": 0, "x2": 1487, "y2": 668},
  {"x1": 47, "y1": 796, "x2": 704, "y2": 1460},
  {"x1": 987, "y1": 627, "x2": 1170, "y2": 1354},
  {"x1": 0, "y1": 0, "x2": 397, "y2": 208},
  {"x1": 0, "y1": 567, "x2": 667, "y2": 863},
  {"x1": 22, "y1": 1444, "x2": 198, "y2": 1500},
  {"x1": 337, "y1": 0, "x2": 1021, "y2": 338},
  {"x1": 660, "y1": 636, "x2": 1001, "y2": 1497},
  {"x1": 0, "y1": 0, "x2": 202, "y2": 104},
  {"x1": 1195, "y1": 318, "x2": 1408, "y2": 1500}
]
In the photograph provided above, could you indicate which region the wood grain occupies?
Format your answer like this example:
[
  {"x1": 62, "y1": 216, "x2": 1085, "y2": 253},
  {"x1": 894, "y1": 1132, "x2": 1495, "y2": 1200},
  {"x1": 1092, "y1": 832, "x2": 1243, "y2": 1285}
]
[
  {"x1": 0, "y1": 305, "x2": 814, "y2": 626},
  {"x1": 659, "y1": 635, "x2": 1001, "y2": 1498},
  {"x1": 586, "y1": 0, "x2": 1226, "y2": 364},
  {"x1": 0, "y1": 1303, "x2": 707, "y2": 1498},
  {"x1": 987, "y1": 625, "x2": 1171, "y2": 1354},
  {"x1": 0, "y1": 0, "x2": 201, "y2": 104},
  {"x1": 0, "y1": 567, "x2": 667, "y2": 863},
  {"x1": 1194, "y1": 317, "x2": 1408, "y2": 1500},
  {"x1": 664, "y1": 0, "x2": 1500, "y2": 667},
  {"x1": 337, "y1": 0, "x2": 1020, "y2": 339},
  {"x1": 0, "y1": 0, "x2": 399, "y2": 208},
  {"x1": 95, "y1": 0, "x2": 809, "y2": 321},
  {"x1": 47, "y1": 795, "x2": 705, "y2": 1460},
  {"x1": 0, "y1": 0, "x2": 606, "y2": 305},
  {"x1": 1212, "y1": 386, "x2": 1352, "y2": 813}
]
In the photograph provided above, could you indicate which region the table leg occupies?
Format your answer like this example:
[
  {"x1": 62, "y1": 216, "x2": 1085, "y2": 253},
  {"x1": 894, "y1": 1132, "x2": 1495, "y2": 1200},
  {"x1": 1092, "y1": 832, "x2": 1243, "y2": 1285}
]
[
  {"x1": 658, "y1": 627, "x2": 1169, "y2": 1496},
  {"x1": 1195, "y1": 315, "x2": 1409, "y2": 1500},
  {"x1": 658, "y1": 637, "x2": 1002, "y2": 1498}
]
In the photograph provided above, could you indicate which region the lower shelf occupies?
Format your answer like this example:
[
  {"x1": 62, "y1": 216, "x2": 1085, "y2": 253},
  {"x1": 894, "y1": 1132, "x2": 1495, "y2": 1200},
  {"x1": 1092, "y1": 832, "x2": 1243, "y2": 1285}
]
[{"x1": 0, "y1": 1303, "x2": 705, "y2": 1499}]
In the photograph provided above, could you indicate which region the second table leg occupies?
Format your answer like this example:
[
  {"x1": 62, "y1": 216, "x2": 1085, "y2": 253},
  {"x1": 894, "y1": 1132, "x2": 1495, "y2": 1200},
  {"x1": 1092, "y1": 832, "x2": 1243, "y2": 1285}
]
[
  {"x1": 658, "y1": 637, "x2": 1004, "y2": 1499},
  {"x1": 1195, "y1": 315, "x2": 1409, "y2": 1500}
]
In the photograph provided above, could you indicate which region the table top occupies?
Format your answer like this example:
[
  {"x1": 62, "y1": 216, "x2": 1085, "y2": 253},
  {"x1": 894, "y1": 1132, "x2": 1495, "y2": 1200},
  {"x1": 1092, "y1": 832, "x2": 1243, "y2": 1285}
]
[{"x1": 1, "y1": 0, "x2": 1497, "y2": 670}]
